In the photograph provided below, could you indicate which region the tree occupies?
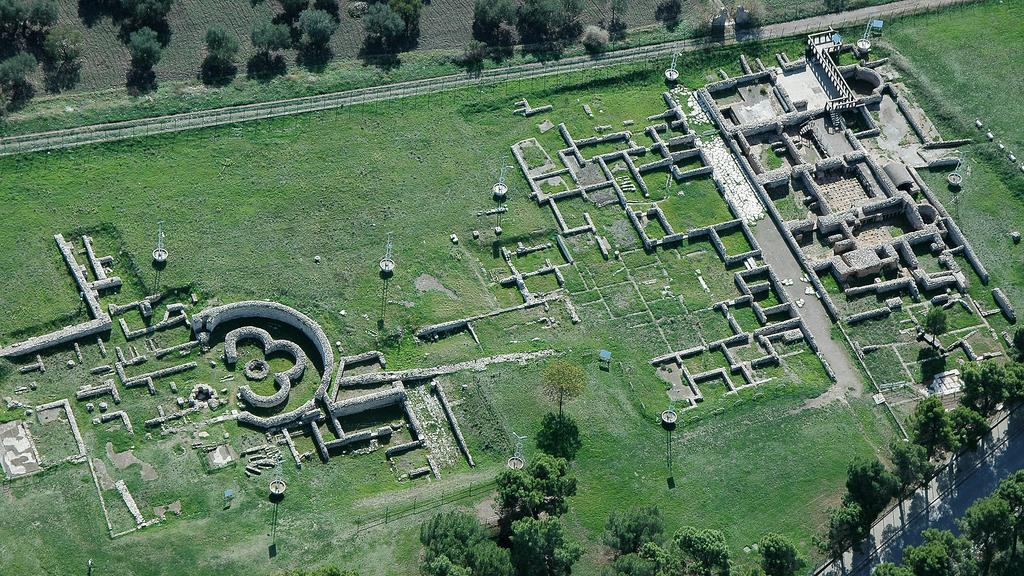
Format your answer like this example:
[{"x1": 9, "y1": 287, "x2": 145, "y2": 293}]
[
  {"x1": 872, "y1": 564, "x2": 914, "y2": 576},
  {"x1": 27, "y1": 0, "x2": 57, "y2": 30},
  {"x1": 536, "y1": 412, "x2": 582, "y2": 460},
  {"x1": 362, "y1": 2, "x2": 404, "y2": 52},
  {"x1": 951, "y1": 406, "x2": 988, "y2": 450},
  {"x1": 0, "y1": 0, "x2": 29, "y2": 36},
  {"x1": 252, "y1": 20, "x2": 291, "y2": 51},
  {"x1": 41, "y1": 25, "x2": 82, "y2": 91},
  {"x1": 958, "y1": 496, "x2": 1012, "y2": 576},
  {"x1": 389, "y1": 0, "x2": 421, "y2": 42},
  {"x1": 0, "y1": 51, "x2": 36, "y2": 112},
  {"x1": 510, "y1": 517, "x2": 583, "y2": 576},
  {"x1": 278, "y1": 0, "x2": 307, "y2": 19},
  {"x1": 654, "y1": 0, "x2": 682, "y2": 30},
  {"x1": 298, "y1": 7, "x2": 338, "y2": 60},
  {"x1": 603, "y1": 506, "x2": 664, "y2": 556},
  {"x1": 580, "y1": 25, "x2": 609, "y2": 54},
  {"x1": 925, "y1": 308, "x2": 947, "y2": 336},
  {"x1": 126, "y1": 26, "x2": 161, "y2": 91},
  {"x1": 605, "y1": 541, "x2": 681, "y2": 576},
  {"x1": 120, "y1": 0, "x2": 174, "y2": 31},
  {"x1": 1012, "y1": 328, "x2": 1024, "y2": 361},
  {"x1": 902, "y1": 529, "x2": 976, "y2": 576},
  {"x1": 891, "y1": 440, "x2": 932, "y2": 495},
  {"x1": 542, "y1": 361, "x2": 586, "y2": 416},
  {"x1": 910, "y1": 395, "x2": 955, "y2": 458},
  {"x1": 517, "y1": 0, "x2": 582, "y2": 47},
  {"x1": 200, "y1": 25, "x2": 239, "y2": 85},
  {"x1": 995, "y1": 471, "x2": 1024, "y2": 564},
  {"x1": 473, "y1": 0, "x2": 515, "y2": 44},
  {"x1": 249, "y1": 20, "x2": 290, "y2": 79},
  {"x1": 759, "y1": 533, "x2": 800, "y2": 576},
  {"x1": 608, "y1": 0, "x2": 628, "y2": 40},
  {"x1": 420, "y1": 511, "x2": 513, "y2": 576},
  {"x1": 962, "y1": 363, "x2": 1007, "y2": 417},
  {"x1": 844, "y1": 458, "x2": 899, "y2": 523},
  {"x1": 818, "y1": 503, "x2": 863, "y2": 560},
  {"x1": 496, "y1": 453, "x2": 577, "y2": 523},
  {"x1": 674, "y1": 526, "x2": 730, "y2": 576}
]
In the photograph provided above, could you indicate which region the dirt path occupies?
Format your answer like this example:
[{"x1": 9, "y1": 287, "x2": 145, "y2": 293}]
[
  {"x1": 0, "y1": 0, "x2": 974, "y2": 156},
  {"x1": 754, "y1": 219, "x2": 864, "y2": 405}
]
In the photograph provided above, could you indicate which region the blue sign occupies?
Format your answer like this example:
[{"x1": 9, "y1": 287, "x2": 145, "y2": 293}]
[{"x1": 871, "y1": 19, "x2": 884, "y2": 29}]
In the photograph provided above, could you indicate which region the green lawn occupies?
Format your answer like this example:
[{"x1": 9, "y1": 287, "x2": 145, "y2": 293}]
[{"x1": 0, "y1": 34, "x2": 912, "y2": 576}]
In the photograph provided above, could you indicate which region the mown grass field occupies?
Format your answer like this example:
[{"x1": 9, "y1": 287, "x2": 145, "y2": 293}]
[{"x1": 0, "y1": 36, "x2": 905, "y2": 574}]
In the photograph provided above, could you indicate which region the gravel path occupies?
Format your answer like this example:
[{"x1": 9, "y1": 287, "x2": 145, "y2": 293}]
[{"x1": 0, "y1": 0, "x2": 974, "y2": 156}]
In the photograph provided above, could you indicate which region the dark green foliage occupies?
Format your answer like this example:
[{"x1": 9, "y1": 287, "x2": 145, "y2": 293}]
[
  {"x1": 472, "y1": 0, "x2": 515, "y2": 44},
  {"x1": 516, "y1": 0, "x2": 582, "y2": 47},
  {"x1": 1012, "y1": 329, "x2": 1024, "y2": 361},
  {"x1": 603, "y1": 506, "x2": 664, "y2": 556},
  {"x1": 654, "y1": 0, "x2": 682, "y2": 30},
  {"x1": 41, "y1": 25, "x2": 82, "y2": 91},
  {"x1": 962, "y1": 363, "x2": 1007, "y2": 417},
  {"x1": 674, "y1": 526, "x2": 730, "y2": 576},
  {"x1": 278, "y1": 0, "x2": 307, "y2": 19},
  {"x1": 200, "y1": 25, "x2": 239, "y2": 85},
  {"x1": 950, "y1": 405, "x2": 988, "y2": 450},
  {"x1": 388, "y1": 0, "x2": 421, "y2": 46},
  {"x1": 496, "y1": 453, "x2": 576, "y2": 522},
  {"x1": 995, "y1": 471, "x2": 1024, "y2": 564},
  {"x1": 127, "y1": 26, "x2": 161, "y2": 68},
  {"x1": 0, "y1": 51, "x2": 35, "y2": 112},
  {"x1": 362, "y1": 2, "x2": 404, "y2": 52},
  {"x1": 298, "y1": 8, "x2": 337, "y2": 48},
  {"x1": 273, "y1": 568, "x2": 359, "y2": 576},
  {"x1": 844, "y1": 458, "x2": 898, "y2": 523},
  {"x1": 819, "y1": 503, "x2": 863, "y2": 560},
  {"x1": 126, "y1": 25, "x2": 161, "y2": 91},
  {"x1": 536, "y1": 412, "x2": 582, "y2": 460},
  {"x1": 872, "y1": 564, "x2": 914, "y2": 576},
  {"x1": 120, "y1": 0, "x2": 173, "y2": 31},
  {"x1": 958, "y1": 496, "x2": 1012, "y2": 576},
  {"x1": 510, "y1": 517, "x2": 582, "y2": 576},
  {"x1": 925, "y1": 307, "x2": 948, "y2": 336},
  {"x1": 420, "y1": 511, "x2": 513, "y2": 576},
  {"x1": 459, "y1": 40, "x2": 487, "y2": 73},
  {"x1": 604, "y1": 542, "x2": 681, "y2": 576},
  {"x1": 609, "y1": 0, "x2": 628, "y2": 39},
  {"x1": 911, "y1": 395, "x2": 955, "y2": 457},
  {"x1": 759, "y1": 532, "x2": 801, "y2": 576},
  {"x1": 891, "y1": 440, "x2": 932, "y2": 495},
  {"x1": 902, "y1": 529, "x2": 977, "y2": 576},
  {"x1": 251, "y1": 20, "x2": 291, "y2": 51}
]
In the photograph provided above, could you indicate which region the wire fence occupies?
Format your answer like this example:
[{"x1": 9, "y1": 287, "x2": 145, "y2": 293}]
[
  {"x1": 351, "y1": 476, "x2": 498, "y2": 534},
  {"x1": 812, "y1": 401, "x2": 1024, "y2": 576},
  {"x1": 0, "y1": 0, "x2": 980, "y2": 156}
]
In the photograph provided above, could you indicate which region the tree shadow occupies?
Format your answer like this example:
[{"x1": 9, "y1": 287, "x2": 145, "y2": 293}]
[
  {"x1": 43, "y1": 60, "x2": 83, "y2": 93},
  {"x1": 199, "y1": 58, "x2": 237, "y2": 87},
  {"x1": 126, "y1": 65, "x2": 156, "y2": 94},
  {"x1": 296, "y1": 45, "x2": 333, "y2": 72},
  {"x1": 918, "y1": 348, "x2": 946, "y2": 383},
  {"x1": 246, "y1": 52, "x2": 287, "y2": 81},
  {"x1": 358, "y1": 38, "x2": 401, "y2": 70}
]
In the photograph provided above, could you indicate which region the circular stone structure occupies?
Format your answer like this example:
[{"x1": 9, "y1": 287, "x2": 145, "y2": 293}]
[
  {"x1": 269, "y1": 479, "x2": 287, "y2": 500},
  {"x1": 660, "y1": 409, "x2": 678, "y2": 431},
  {"x1": 152, "y1": 248, "x2": 168, "y2": 264},
  {"x1": 856, "y1": 38, "x2": 871, "y2": 52},
  {"x1": 507, "y1": 456, "x2": 524, "y2": 470},
  {"x1": 379, "y1": 258, "x2": 395, "y2": 279},
  {"x1": 492, "y1": 182, "x2": 508, "y2": 201},
  {"x1": 664, "y1": 68, "x2": 679, "y2": 83},
  {"x1": 244, "y1": 358, "x2": 270, "y2": 381},
  {"x1": 947, "y1": 172, "x2": 963, "y2": 189}
]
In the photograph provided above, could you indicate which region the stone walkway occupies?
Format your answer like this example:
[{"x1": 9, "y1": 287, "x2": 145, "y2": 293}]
[
  {"x1": 0, "y1": 0, "x2": 977, "y2": 156},
  {"x1": 753, "y1": 219, "x2": 863, "y2": 397}
]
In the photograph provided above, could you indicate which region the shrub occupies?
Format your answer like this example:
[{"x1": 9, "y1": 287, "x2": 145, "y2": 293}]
[
  {"x1": 459, "y1": 40, "x2": 487, "y2": 73},
  {"x1": 654, "y1": 0, "x2": 682, "y2": 29},
  {"x1": 759, "y1": 532, "x2": 801, "y2": 576},
  {"x1": 603, "y1": 506, "x2": 664, "y2": 556},
  {"x1": 580, "y1": 25, "x2": 609, "y2": 54},
  {"x1": 126, "y1": 26, "x2": 161, "y2": 91},
  {"x1": 362, "y1": 2, "x2": 405, "y2": 52},
  {"x1": 472, "y1": 0, "x2": 515, "y2": 44},
  {"x1": 924, "y1": 307, "x2": 947, "y2": 335},
  {"x1": 298, "y1": 8, "x2": 338, "y2": 50},
  {"x1": 0, "y1": 51, "x2": 37, "y2": 112},
  {"x1": 251, "y1": 20, "x2": 291, "y2": 52}
]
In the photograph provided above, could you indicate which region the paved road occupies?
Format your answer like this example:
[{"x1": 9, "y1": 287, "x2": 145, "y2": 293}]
[
  {"x1": 0, "y1": 0, "x2": 974, "y2": 156},
  {"x1": 754, "y1": 219, "x2": 863, "y2": 394},
  {"x1": 816, "y1": 405, "x2": 1024, "y2": 575}
]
